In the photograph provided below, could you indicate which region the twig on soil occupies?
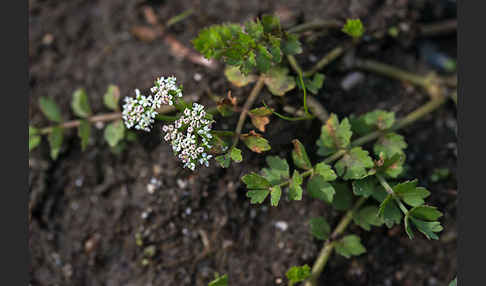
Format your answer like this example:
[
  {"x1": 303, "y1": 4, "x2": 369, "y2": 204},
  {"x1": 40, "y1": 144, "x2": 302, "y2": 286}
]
[
  {"x1": 230, "y1": 76, "x2": 266, "y2": 148},
  {"x1": 303, "y1": 43, "x2": 349, "y2": 77},
  {"x1": 419, "y1": 19, "x2": 457, "y2": 37},
  {"x1": 131, "y1": 6, "x2": 217, "y2": 70},
  {"x1": 287, "y1": 19, "x2": 343, "y2": 34}
]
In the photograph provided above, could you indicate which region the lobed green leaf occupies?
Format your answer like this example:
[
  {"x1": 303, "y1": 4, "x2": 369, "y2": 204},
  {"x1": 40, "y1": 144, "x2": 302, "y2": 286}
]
[
  {"x1": 309, "y1": 217, "x2": 331, "y2": 240},
  {"x1": 335, "y1": 147, "x2": 374, "y2": 180},
  {"x1": 316, "y1": 114, "x2": 352, "y2": 156},
  {"x1": 71, "y1": 88, "x2": 92, "y2": 118},
  {"x1": 291, "y1": 139, "x2": 312, "y2": 170},
  {"x1": 334, "y1": 235, "x2": 366, "y2": 258}
]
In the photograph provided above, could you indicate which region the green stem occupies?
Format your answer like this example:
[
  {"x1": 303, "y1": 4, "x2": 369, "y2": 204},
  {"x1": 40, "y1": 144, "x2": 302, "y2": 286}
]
[
  {"x1": 166, "y1": 9, "x2": 194, "y2": 27},
  {"x1": 350, "y1": 96, "x2": 447, "y2": 147},
  {"x1": 231, "y1": 75, "x2": 266, "y2": 149},
  {"x1": 286, "y1": 19, "x2": 343, "y2": 34},
  {"x1": 286, "y1": 55, "x2": 311, "y2": 117},
  {"x1": 304, "y1": 45, "x2": 346, "y2": 77},
  {"x1": 304, "y1": 196, "x2": 367, "y2": 286},
  {"x1": 355, "y1": 59, "x2": 430, "y2": 88},
  {"x1": 376, "y1": 174, "x2": 408, "y2": 214}
]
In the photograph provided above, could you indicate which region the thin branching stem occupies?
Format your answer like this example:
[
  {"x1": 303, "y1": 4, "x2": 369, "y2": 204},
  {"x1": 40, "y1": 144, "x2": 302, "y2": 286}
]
[
  {"x1": 302, "y1": 95, "x2": 446, "y2": 286},
  {"x1": 304, "y1": 196, "x2": 367, "y2": 286},
  {"x1": 376, "y1": 174, "x2": 409, "y2": 214},
  {"x1": 304, "y1": 44, "x2": 347, "y2": 77},
  {"x1": 231, "y1": 75, "x2": 266, "y2": 148},
  {"x1": 286, "y1": 19, "x2": 343, "y2": 34}
]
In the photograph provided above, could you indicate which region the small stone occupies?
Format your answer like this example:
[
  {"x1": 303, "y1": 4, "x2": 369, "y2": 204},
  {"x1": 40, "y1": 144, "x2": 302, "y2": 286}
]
[
  {"x1": 193, "y1": 73, "x2": 203, "y2": 81},
  {"x1": 274, "y1": 221, "x2": 288, "y2": 231},
  {"x1": 42, "y1": 33, "x2": 54, "y2": 45},
  {"x1": 275, "y1": 278, "x2": 283, "y2": 284},
  {"x1": 341, "y1": 72, "x2": 365, "y2": 91},
  {"x1": 74, "y1": 177, "x2": 84, "y2": 187},
  {"x1": 177, "y1": 178, "x2": 188, "y2": 189},
  {"x1": 185, "y1": 208, "x2": 192, "y2": 215},
  {"x1": 95, "y1": 121, "x2": 105, "y2": 129}
]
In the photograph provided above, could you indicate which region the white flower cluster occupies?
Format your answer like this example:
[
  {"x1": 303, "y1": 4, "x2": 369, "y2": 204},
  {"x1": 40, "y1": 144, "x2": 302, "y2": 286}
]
[
  {"x1": 122, "y1": 76, "x2": 182, "y2": 131},
  {"x1": 150, "y1": 76, "x2": 183, "y2": 106},
  {"x1": 162, "y1": 103, "x2": 214, "y2": 171}
]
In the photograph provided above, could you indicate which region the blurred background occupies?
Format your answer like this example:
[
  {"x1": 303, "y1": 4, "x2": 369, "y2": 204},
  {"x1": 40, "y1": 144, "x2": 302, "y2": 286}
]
[{"x1": 29, "y1": 0, "x2": 457, "y2": 285}]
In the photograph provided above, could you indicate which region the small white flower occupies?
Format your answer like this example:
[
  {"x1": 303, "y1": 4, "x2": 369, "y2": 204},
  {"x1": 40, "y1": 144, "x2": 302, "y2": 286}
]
[
  {"x1": 161, "y1": 102, "x2": 214, "y2": 171},
  {"x1": 122, "y1": 76, "x2": 183, "y2": 132}
]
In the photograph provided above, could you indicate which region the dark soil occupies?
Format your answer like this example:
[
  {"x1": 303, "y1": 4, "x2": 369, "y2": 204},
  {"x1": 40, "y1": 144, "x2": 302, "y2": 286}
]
[{"x1": 29, "y1": 0, "x2": 457, "y2": 285}]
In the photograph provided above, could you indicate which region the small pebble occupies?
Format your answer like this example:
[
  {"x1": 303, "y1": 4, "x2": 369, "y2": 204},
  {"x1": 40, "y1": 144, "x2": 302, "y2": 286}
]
[
  {"x1": 185, "y1": 207, "x2": 192, "y2": 215},
  {"x1": 74, "y1": 177, "x2": 84, "y2": 187},
  {"x1": 193, "y1": 73, "x2": 203, "y2": 81},
  {"x1": 275, "y1": 278, "x2": 283, "y2": 284},
  {"x1": 274, "y1": 221, "x2": 288, "y2": 231},
  {"x1": 341, "y1": 72, "x2": 365, "y2": 91},
  {"x1": 177, "y1": 178, "x2": 188, "y2": 189},
  {"x1": 182, "y1": 228, "x2": 189, "y2": 236},
  {"x1": 95, "y1": 121, "x2": 105, "y2": 129}
]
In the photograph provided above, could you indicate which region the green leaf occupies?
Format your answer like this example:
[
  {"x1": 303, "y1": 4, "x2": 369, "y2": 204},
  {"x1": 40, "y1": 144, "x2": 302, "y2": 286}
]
[
  {"x1": 224, "y1": 66, "x2": 257, "y2": 87},
  {"x1": 104, "y1": 84, "x2": 120, "y2": 111},
  {"x1": 245, "y1": 20, "x2": 264, "y2": 40},
  {"x1": 316, "y1": 114, "x2": 352, "y2": 156},
  {"x1": 268, "y1": 34, "x2": 282, "y2": 62},
  {"x1": 288, "y1": 170, "x2": 304, "y2": 201},
  {"x1": 48, "y1": 126, "x2": 63, "y2": 160},
  {"x1": 270, "y1": 186, "x2": 282, "y2": 207},
  {"x1": 39, "y1": 97, "x2": 62, "y2": 123},
  {"x1": 282, "y1": 33, "x2": 302, "y2": 55},
  {"x1": 332, "y1": 182, "x2": 353, "y2": 210},
  {"x1": 335, "y1": 147, "x2": 374, "y2": 180},
  {"x1": 29, "y1": 135, "x2": 41, "y2": 152},
  {"x1": 71, "y1": 88, "x2": 92, "y2": 118},
  {"x1": 208, "y1": 274, "x2": 228, "y2": 286},
  {"x1": 409, "y1": 217, "x2": 443, "y2": 240},
  {"x1": 215, "y1": 154, "x2": 231, "y2": 168},
  {"x1": 377, "y1": 153, "x2": 406, "y2": 178},
  {"x1": 334, "y1": 235, "x2": 366, "y2": 258},
  {"x1": 241, "y1": 132, "x2": 271, "y2": 153},
  {"x1": 314, "y1": 162, "x2": 337, "y2": 181},
  {"x1": 29, "y1": 126, "x2": 41, "y2": 152},
  {"x1": 263, "y1": 66, "x2": 296, "y2": 96},
  {"x1": 247, "y1": 189, "x2": 271, "y2": 204},
  {"x1": 374, "y1": 133, "x2": 407, "y2": 159},
  {"x1": 286, "y1": 265, "x2": 311, "y2": 286},
  {"x1": 261, "y1": 14, "x2": 280, "y2": 33},
  {"x1": 262, "y1": 156, "x2": 289, "y2": 181},
  {"x1": 230, "y1": 147, "x2": 243, "y2": 163},
  {"x1": 242, "y1": 172, "x2": 271, "y2": 189},
  {"x1": 449, "y1": 278, "x2": 457, "y2": 286},
  {"x1": 378, "y1": 194, "x2": 403, "y2": 227},
  {"x1": 296, "y1": 73, "x2": 325, "y2": 95},
  {"x1": 342, "y1": 19, "x2": 365, "y2": 38},
  {"x1": 104, "y1": 120, "x2": 125, "y2": 147},
  {"x1": 393, "y1": 180, "x2": 430, "y2": 207},
  {"x1": 362, "y1": 110, "x2": 395, "y2": 130},
  {"x1": 78, "y1": 120, "x2": 91, "y2": 151},
  {"x1": 409, "y1": 205, "x2": 443, "y2": 221},
  {"x1": 309, "y1": 217, "x2": 331, "y2": 240},
  {"x1": 307, "y1": 175, "x2": 335, "y2": 203},
  {"x1": 352, "y1": 177, "x2": 377, "y2": 197},
  {"x1": 256, "y1": 44, "x2": 272, "y2": 73},
  {"x1": 353, "y1": 205, "x2": 384, "y2": 231},
  {"x1": 291, "y1": 139, "x2": 312, "y2": 170}
]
